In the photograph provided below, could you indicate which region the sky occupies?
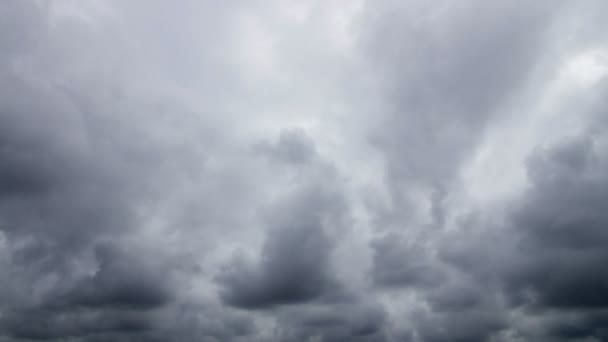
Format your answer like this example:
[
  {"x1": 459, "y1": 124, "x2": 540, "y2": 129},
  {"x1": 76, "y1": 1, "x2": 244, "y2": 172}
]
[{"x1": 1, "y1": 1, "x2": 608, "y2": 341}]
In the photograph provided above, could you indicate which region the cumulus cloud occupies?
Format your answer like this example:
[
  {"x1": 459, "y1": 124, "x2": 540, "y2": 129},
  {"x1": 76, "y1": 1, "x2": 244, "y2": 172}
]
[
  {"x1": 2, "y1": 0, "x2": 608, "y2": 341},
  {"x1": 219, "y1": 135, "x2": 348, "y2": 310}
]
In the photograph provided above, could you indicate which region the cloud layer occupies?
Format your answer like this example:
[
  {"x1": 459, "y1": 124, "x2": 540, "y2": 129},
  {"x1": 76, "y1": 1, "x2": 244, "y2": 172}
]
[{"x1": 1, "y1": 0, "x2": 608, "y2": 341}]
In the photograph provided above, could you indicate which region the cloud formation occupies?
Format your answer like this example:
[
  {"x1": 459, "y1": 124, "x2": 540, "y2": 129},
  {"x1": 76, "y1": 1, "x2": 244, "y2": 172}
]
[{"x1": 1, "y1": 0, "x2": 608, "y2": 341}]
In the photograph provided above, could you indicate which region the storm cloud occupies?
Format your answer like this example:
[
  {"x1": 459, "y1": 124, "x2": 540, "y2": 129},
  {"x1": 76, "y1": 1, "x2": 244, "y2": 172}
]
[{"x1": 1, "y1": 0, "x2": 608, "y2": 341}]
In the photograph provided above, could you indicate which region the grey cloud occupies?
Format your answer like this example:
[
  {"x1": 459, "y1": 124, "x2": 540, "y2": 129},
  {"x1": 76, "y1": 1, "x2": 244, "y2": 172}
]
[
  {"x1": 0, "y1": 1, "x2": 203, "y2": 340},
  {"x1": 155, "y1": 302, "x2": 260, "y2": 342},
  {"x1": 57, "y1": 245, "x2": 172, "y2": 311},
  {"x1": 0, "y1": 0, "x2": 45, "y2": 59},
  {"x1": 3, "y1": 0, "x2": 608, "y2": 341},
  {"x1": 414, "y1": 276, "x2": 509, "y2": 342},
  {"x1": 414, "y1": 310, "x2": 506, "y2": 342},
  {"x1": 218, "y1": 169, "x2": 347, "y2": 309},
  {"x1": 360, "y1": 0, "x2": 569, "y2": 230},
  {"x1": 219, "y1": 222, "x2": 334, "y2": 309},
  {"x1": 507, "y1": 130, "x2": 608, "y2": 310},
  {"x1": 426, "y1": 283, "x2": 485, "y2": 313},
  {"x1": 275, "y1": 298, "x2": 388, "y2": 342},
  {"x1": 358, "y1": 2, "x2": 608, "y2": 339},
  {"x1": 0, "y1": 243, "x2": 174, "y2": 341},
  {"x1": 254, "y1": 128, "x2": 318, "y2": 165},
  {"x1": 371, "y1": 233, "x2": 445, "y2": 289},
  {"x1": 0, "y1": 308, "x2": 155, "y2": 341},
  {"x1": 439, "y1": 114, "x2": 608, "y2": 340}
]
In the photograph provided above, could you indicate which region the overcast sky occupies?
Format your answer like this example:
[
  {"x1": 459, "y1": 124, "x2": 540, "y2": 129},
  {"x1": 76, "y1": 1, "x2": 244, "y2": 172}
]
[{"x1": 1, "y1": 1, "x2": 608, "y2": 341}]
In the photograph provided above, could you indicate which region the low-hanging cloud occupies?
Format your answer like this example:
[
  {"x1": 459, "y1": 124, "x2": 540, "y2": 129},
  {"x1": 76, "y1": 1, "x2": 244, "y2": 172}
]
[{"x1": 2, "y1": 0, "x2": 608, "y2": 341}]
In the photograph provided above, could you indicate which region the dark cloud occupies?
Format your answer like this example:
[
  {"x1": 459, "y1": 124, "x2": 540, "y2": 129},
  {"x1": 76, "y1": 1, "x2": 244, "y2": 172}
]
[
  {"x1": 276, "y1": 300, "x2": 388, "y2": 342},
  {"x1": 218, "y1": 168, "x2": 347, "y2": 309},
  {"x1": 0, "y1": 308, "x2": 155, "y2": 341},
  {"x1": 415, "y1": 310, "x2": 505, "y2": 342},
  {"x1": 438, "y1": 114, "x2": 608, "y2": 340},
  {"x1": 0, "y1": 243, "x2": 173, "y2": 341},
  {"x1": 506, "y1": 128, "x2": 608, "y2": 311},
  {"x1": 219, "y1": 222, "x2": 334, "y2": 309},
  {"x1": 370, "y1": 233, "x2": 445, "y2": 289},
  {"x1": 57, "y1": 245, "x2": 171, "y2": 311},
  {"x1": 0, "y1": 1, "x2": 196, "y2": 340},
  {"x1": 2, "y1": 0, "x2": 608, "y2": 341}
]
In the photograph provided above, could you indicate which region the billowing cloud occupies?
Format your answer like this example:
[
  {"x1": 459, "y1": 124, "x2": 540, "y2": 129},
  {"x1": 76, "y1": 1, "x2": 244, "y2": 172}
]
[{"x1": 1, "y1": 0, "x2": 608, "y2": 341}]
